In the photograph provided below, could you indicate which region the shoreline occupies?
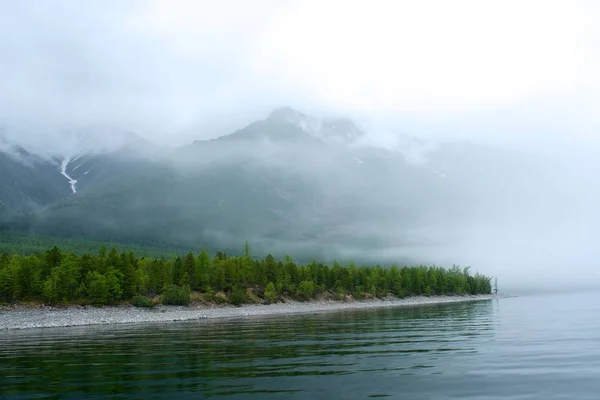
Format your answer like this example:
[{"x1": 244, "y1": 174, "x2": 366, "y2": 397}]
[{"x1": 0, "y1": 294, "x2": 506, "y2": 331}]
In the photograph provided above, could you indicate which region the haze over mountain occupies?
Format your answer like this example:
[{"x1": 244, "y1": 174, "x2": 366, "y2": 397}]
[
  {"x1": 2, "y1": 106, "x2": 597, "y2": 293},
  {"x1": 1, "y1": 0, "x2": 600, "y2": 293}
]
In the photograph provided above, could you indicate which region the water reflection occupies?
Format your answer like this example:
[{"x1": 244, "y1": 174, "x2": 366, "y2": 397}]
[{"x1": 1, "y1": 300, "x2": 496, "y2": 399}]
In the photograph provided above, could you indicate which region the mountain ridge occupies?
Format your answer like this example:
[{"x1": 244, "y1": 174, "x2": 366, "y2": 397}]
[{"x1": 0, "y1": 107, "x2": 555, "y2": 263}]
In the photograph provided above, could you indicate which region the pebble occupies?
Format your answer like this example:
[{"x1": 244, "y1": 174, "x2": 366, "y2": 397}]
[{"x1": 0, "y1": 295, "x2": 502, "y2": 331}]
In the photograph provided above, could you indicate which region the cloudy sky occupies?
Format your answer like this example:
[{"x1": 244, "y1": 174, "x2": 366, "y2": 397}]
[
  {"x1": 1, "y1": 0, "x2": 599, "y2": 292},
  {"x1": 1, "y1": 0, "x2": 599, "y2": 151}
]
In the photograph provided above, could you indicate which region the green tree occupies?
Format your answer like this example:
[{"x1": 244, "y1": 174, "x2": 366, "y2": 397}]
[
  {"x1": 161, "y1": 284, "x2": 190, "y2": 305},
  {"x1": 298, "y1": 280, "x2": 315, "y2": 301},
  {"x1": 44, "y1": 246, "x2": 62, "y2": 269},
  {"x1": 265, "y1": 254, "x2": 277, "y2": 284},
  {"x1": 229, "y1": 286, "x2": 246, "y2": 306},
  {"x1": 389, "y1": 265, "x2": 403, "y2": 297},
  {"x1": 172, "y1": 257, "x2": 183, "y2": 286},
  {"x1": 119, "y1": 253, "x2": 136, "y2": 298},
  {"x1": 0, "y1": 242, "x2": 493, "y2": 304},
  {"x1": 244, "y1": 241, "x2": 251, "y2": 258},
  {"x1": 42, "y1": 258, "x2": 80, "y2": 304},
  {"x1": 182, "y1": 252, "x2": 196, "y2": 288},
  {"x1": 264, "y1": 281, "x2": 277, "y2": 304},
  {"x1": 86, "y1": 272, "x2": 109, "y2": 305},
  {"x1": 195, "y1": 249, "x2": 211, "y2": 290},
  {"x1": 0, "y1": 261, "x2": 16, "y2": 303},
  {"x1": 105, "y1": 268, "x2": 124, "y2": 302}
]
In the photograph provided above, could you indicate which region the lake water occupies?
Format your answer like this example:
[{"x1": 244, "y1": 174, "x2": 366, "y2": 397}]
[{"x1": 2, "y1": 292, "x2": 600, "y2": 399}]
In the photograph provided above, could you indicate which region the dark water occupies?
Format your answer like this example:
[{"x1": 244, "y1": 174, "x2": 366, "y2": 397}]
[{"x1": 2, "y1": 293, "x2": 600, "y2": 399}]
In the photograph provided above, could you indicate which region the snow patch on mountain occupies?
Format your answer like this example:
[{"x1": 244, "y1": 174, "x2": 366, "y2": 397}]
[
  {"x1": 60, "y1": 158, "x2": 78, "y2": 194},
  {"x1": 1, "y1": 123, "x2": 157, "y2": 195}
]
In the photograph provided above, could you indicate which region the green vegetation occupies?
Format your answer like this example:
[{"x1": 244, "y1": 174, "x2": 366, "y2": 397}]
[
  {"x1": 0, "y1": 230, "x2": 183, "y2": 258},
  {"x1": 0, "y1": 244, "x2": 492, "y2": 306},
  {"x1": 264, "y1": 282, "x2": 277, "y2": 304},
  {"x1": 229, "y1": 286, "x2": 246, "y2": 306},
  {"x1": 131, "y1": 295, "x2": 154, "y2": 308},
  {"x1": 161, "y1": 284, "x2": 191, "y2": 306}
]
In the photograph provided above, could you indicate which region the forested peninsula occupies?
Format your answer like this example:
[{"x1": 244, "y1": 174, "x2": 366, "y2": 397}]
[{"x1": 0, "y1": 243, "x2": 492, "y2": 307}]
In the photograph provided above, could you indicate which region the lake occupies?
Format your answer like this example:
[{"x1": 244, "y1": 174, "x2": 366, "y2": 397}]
[{"x1": 2, "y1": 292, "x2": 600, "y2": 399}]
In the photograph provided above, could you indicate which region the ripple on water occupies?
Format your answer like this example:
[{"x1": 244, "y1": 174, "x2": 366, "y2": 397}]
[{"x1": 2, "y1": 294, "x2": 600, "y2": 399}]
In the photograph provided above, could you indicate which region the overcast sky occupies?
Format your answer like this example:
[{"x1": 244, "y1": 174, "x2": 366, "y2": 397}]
[
  {"x1": 2, "y1": 1, "x2": 600, "y2": 292},
  {"x1": 1, "y1": 0, "x2": 599, "y2": 151}
]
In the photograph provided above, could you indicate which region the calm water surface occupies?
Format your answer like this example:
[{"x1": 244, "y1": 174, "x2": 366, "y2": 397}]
[{"x1": 2, "y1": 292, "x2": 600, "y2": 399}]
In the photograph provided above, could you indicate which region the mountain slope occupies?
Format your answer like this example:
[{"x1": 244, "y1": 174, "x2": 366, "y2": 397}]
[
  {"x1": 1, "y1": 108, "x2": 558, "y2": 262},
  {"x1": 0, "y1": 136, "x2": 71, "y2": 219},
  {"x1": 0, "y1": 126, "x2": 156, "y2": 218}
]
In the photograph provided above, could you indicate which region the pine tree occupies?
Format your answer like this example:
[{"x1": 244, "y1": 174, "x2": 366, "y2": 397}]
[
  {"x1": 172, "y1": 257, "x2": 183, "y2": 286},
  {"x1": 264, "y1": 282, "x2": 277, "y2": 303},
  {"x1": 183, "y1": 252, "x2": 196, "y2": 289},
  {"x1": 196, "y1": 249, "x2": 211, "y2": 290}
]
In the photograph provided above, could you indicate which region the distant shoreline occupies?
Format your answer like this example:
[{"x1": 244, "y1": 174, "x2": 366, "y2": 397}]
[{"x1": 0, "y1": 294, "x2": 506, "y2": 331}]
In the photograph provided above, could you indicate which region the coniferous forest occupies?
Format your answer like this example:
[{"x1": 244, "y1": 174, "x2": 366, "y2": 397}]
[{"x1": 0, "y1": 243, "x2": 492, "y2": 306}]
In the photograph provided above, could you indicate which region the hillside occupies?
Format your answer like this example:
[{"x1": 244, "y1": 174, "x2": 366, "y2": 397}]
[
  {"x1": 0, "y1": 126, "x2": 156, "y2": 218},
  {"x1": 0, "y1": 134, "x2": 71, "y2": 218},
  {"x1": 0, "y1": 108, "x2": 555, "y2": 262}
]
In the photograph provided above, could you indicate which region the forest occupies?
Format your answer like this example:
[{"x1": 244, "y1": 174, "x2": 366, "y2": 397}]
[{"x1": 0, "y1": 242, "x2": 492, "y2": 306}]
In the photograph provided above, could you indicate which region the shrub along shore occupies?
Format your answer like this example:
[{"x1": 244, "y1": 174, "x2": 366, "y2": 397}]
[{"x1": 0, "y1": 243, "x2": 492, "y2": 307}]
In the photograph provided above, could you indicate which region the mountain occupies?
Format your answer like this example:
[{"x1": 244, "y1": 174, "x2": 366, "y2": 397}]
[
  {"x1": 0, "y1": 108, "x2": 557, "y2": 262},
  {"x1": 262, "y1": 106, "x2": 365, "y2": 145},
  {"x1": 0, "y1": 134, "x2": 71, "y2": 218},
  {"x1": 0, "y1": 126, "x2": 156, "y2": 218}
]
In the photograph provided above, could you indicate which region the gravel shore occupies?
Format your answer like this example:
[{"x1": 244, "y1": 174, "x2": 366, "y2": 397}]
[{"x1": 0, "y1": 294, "x2": 502, "y2": 331}]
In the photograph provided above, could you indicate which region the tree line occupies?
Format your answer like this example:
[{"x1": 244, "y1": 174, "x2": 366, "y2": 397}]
[{"x1": 0, "y1": 243, "x2": 492, "y2": 306}]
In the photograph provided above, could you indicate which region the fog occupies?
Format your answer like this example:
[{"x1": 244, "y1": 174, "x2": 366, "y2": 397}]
[{"x1": 1, "y1": 0, "x2": 600, "y2": 293}]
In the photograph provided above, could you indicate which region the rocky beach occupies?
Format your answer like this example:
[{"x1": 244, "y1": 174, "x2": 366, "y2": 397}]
[{"x1": 0, "y1": 294, "x2": 503, "y2": 330}]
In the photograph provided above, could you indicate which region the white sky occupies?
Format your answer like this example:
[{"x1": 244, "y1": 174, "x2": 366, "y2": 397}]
[{"x1": 1, "y1": 0, "x2": 599, "y2": 150}]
